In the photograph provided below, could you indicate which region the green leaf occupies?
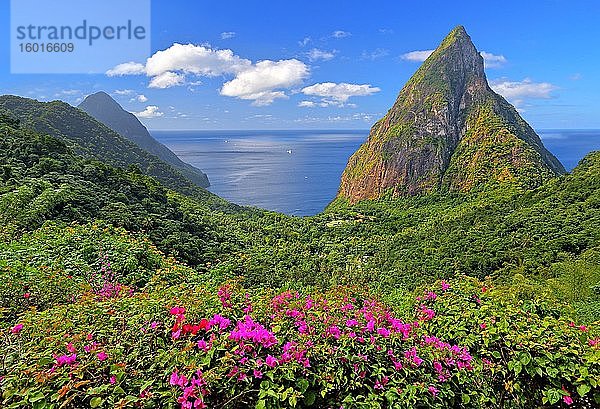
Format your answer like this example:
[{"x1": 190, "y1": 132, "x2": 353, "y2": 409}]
[
  {"x1": 255, "y1": 399, "x2": 266, "y2": 409},
  {"x1": 304, "y1": 390, "x2": 316, "y2": 406},
  {"x1": 462, "y1": 394, "x2": 471, "y2": 404},
  {"x1": 577, "y1": 384, "x2": 591, "y2": 397},
  {"x1": 28, "y1": 391, "x2": 45, "y2": 403},
  {"x1": 90, "y1": 397, "x2": 103, "y2": 408}
]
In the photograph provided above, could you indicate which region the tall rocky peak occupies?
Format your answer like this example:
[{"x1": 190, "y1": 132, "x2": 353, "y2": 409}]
[
  {"x1": 79, "y1": 92, "x2": 210, "y2": 188},
  {"x1": 338, "y1": 26, "x2": 565, "y2": 203}
]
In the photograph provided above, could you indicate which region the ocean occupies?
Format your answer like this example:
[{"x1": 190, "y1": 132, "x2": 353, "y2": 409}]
[{"x1": 152, "y1": 129, "x2": 600, "y2": 216}]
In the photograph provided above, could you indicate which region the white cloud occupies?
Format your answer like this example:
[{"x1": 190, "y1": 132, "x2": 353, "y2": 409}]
[
  {"x1": 298, "y1": 37, "x2": 311, "y2": 47},
  {"x1": 378, "y1": 28, "x2": 394, "y2": 34},
  {"x1": 361, "y1": 48, "x2": 389, "y2": 60},
  {"x1": 301, "y1": 82, "x2": 380, "y2": 106},
  {"x1": 298, "y1": 100, "x2": 316, "y2": 107},
  {"x1": 306, "y1": 48, "x2": 336, "y2": 62},
  {"x1": 220, "y1": 31, "x2": 236, "y2": 39},
  {"x1": 480, "y1": 51, "x2": 507, "y2": 68},
  {"x1": 400, "y1": 49, "x2": 434, "y2": 62},
  {"x1": 107, "y1": 43, "x2": 309, "y2": 105},
  {"x1": 149, "y1": 72, "x2": 186, "y2": 89},
  {"x1": 114, "y1": 89, "x2": 134, "y2": 95},
  {"x1": 137, "y1": 94, "x2": 148, "y2": 102},
  {"x1": 106, "y1": 62, "x2": 146, "y2": 76},
  {"x1": 144, "y1": 43, "x2": 251, "y2": 78},
  {"x1": 133, "y1": 105, "x2": 164, "y2": 118},
  {"x1": 332, "y1": 30, "x2": 351, "y2": 39},
  {"x1": 489, "y1": 78, "x2": 557, "y2": 106},
  {"x1": 220, "y1": 59, "x2": 309, "y2": 105}
]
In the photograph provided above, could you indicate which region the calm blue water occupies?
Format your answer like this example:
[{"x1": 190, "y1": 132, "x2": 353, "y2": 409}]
[{"x1": 152, "y1": 129, "x2": 600, "y2": 216}]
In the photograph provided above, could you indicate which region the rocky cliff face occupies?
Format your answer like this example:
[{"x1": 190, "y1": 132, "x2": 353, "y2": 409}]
[{"x1": 338, "y1": 26, "x2": 565, "y2": 203}]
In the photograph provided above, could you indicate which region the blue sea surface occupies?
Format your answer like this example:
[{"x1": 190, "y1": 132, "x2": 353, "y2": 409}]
[{"x1": 152, "y1": 129, "x2": 600, "y2": 216}]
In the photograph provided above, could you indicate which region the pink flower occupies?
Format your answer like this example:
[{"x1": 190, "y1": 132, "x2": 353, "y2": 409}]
[
  {"x1": 346, "y1": 319, "x2": 359, "y2": 327},
  {"x1": 109, "y1": 376, "x2": 116, "y2": 384},
  {"x1": 425, "y1": 291, "x2": 437, "y2": 300},
  {"x1": 433, "y1": 361, "x2": 443, "y2": 373},
  {"x1": 55, "y1": 353, "x2": 77, "y2": 367},
  {"x1": 150, "y1": 321, "x2": 159, "y2": 329},
  {"x1": 440, "y1": 281, "x2": 450, "y2": 291},
  {"x1": 579, "y1": 325, "x2": 588, "y2": 332},
  {"x1": 253, "y1": 369, "x2": 263, "y2": 379},
  {"x1": 66, "y1": 342, "x2": 76, "y2": 353},
  {"x1": 23, "y1": 293, "x2": 30, "y2": 299},
  {"x1": 11, "y1": 324, "x2": 23, "y2": 334},
  {"x1": 479, "y1": 323, "x2": 486, "y2": 330},
  {"x1": 197, "y1": 339, "x2": 211, "y2": 352},
  {"x1": 169, "y1": 307, "x2": 186, "y2": 316},
  {"x1": 265, "y1": 355, "x2": 278, "y2": 368},
  {"x1": 563, "y1": 395, "x2": 573, "y2": 405},
  {"x1": 169, "y1": 371, "x2": 188, "y2": 388},
  {"x1": 428, "y1": 386, "x2": 439, "y2": 397},
  {"x1": 97, "y1": 351, "x2": 108, "y2": 361},
  {"x1": 377, "y1": 327, "x2": 390, "y2": 338}
]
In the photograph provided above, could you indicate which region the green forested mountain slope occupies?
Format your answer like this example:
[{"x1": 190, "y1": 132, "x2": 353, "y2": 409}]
[
  {"x1": 0, "y1": 95, "x2": 209, "y2": 196},
  {"x1": 78, "y1": 91, "x2": 210, "y2": 188}
]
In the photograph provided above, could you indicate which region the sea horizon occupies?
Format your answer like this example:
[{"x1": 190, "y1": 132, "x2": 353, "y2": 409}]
[{"x1": 153, "y1": 128, "x2": 600, "y2": 215}]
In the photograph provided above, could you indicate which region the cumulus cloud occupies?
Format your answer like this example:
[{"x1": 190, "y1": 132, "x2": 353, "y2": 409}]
[
  {"x1": 107, "y1": 43, "x2": 309, "y2": 105},
  {"x1": 137, "y1": 94, "x2": 148, "y2": 102},
  {"x1": 400, "y1": 49, "x2": 434, "y2": 62},
  {"x1": 332, "y1": 30, "x2": 351, "y2": 38},
  {"x1": 489, "y1": 78, "x2": 557, "y2": 106},
  {"x1": 480, "y1": 51, "x2": 507, "y2": 68},
  {"x1": 220, "y1": 59, "x2": 309, "y2": 106},
  {"x1": 133, "y1": 106, "x2": 164, "y2": 118},
  {"x1": 106, "y1": 62, "x2": 146, "y2": 76},
  {"x1": 149, "y1": 72, "x2": 186, "y2": 89},
  {"x1": 306, "y1": 48, "x2": 336, "y2": 62},
  {"x1": 300, "y1": 82, "x2": 380, "y2": 107},
  {"x1": 144, "y1": 43, "x2": 251, "y2": 78},
  {"x1": 220, "y1": 31, "x2": 236, "y2": 39}
]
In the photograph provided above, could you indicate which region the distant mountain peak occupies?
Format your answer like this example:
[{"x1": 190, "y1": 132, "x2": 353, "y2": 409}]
[
  {"x1": 78, "y1": 92, "x2": 210, "y2": 188},
  {"x1": 337, "y1": 26, "x2": 565, "y2": 203}
]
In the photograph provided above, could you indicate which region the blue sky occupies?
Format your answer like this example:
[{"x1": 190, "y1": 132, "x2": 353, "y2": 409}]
[{"x1": 1, "y1": 0, "x2": 599, "y2": 130}]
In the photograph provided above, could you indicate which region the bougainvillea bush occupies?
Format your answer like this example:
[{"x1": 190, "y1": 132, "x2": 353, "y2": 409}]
[{"x1": 2, "y1": 252, "x2": 599, "y2": 409}]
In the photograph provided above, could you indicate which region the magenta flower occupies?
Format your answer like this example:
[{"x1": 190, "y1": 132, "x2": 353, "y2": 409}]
[
  {"x1": 55, "y1": 353, "x2": 77, "y2": 367},
  {"x1": 428, "y1": 386, "x2": 439, "y2": 397},
  {"x1": 169, "y1": 306, "x2": 186, "y2": 316},
  {"x1": 97, "y1": 351, "x2": 108, "y2": 361},
  {"x1": 197, "y1": 339, "x2": 211, "y2": 352},
  {"x1": 253, "y1": 369, "x2": 263, "y2": 379},
  {"x1": 563, "y1": 395, "x2": 573, "y2": 405},
  {"x1": 345, "y1": 319, "x2": 359, "y2": 327},
  {"x1": 169, "y1": 371, "x2": 188, "y2": 388},
  {"x1": 440, "y1": 281, "x2": 450, "y2": 291},
  {"x1": 110, "y1": 376, "x2": 116, "y2": 384},
  {"x1": 479, "y1": 323, "x2": 487, "y2": 330},
  {"x1": 377, "y1": 327, "x2": 390, "y2": 338},
  {"x1": 66, "y1": 342, "x2": 76, "y2": 353},
  {"x1": 265, "y1": 355, "x2": 278, "y2": 368},
  {"x1": 11, "y1": 323, "x2": 23, "y2": 334}
]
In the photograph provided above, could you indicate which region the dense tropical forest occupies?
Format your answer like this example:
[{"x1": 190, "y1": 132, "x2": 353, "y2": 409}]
[{"x1": 1, "y1": 97, "x2": 599, "y2": 408}]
